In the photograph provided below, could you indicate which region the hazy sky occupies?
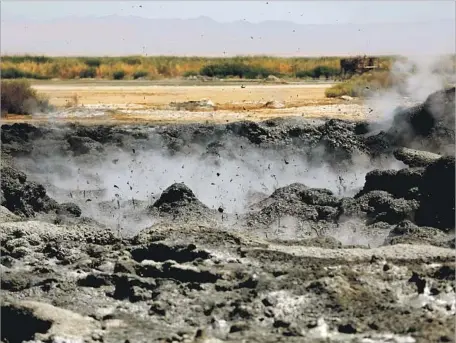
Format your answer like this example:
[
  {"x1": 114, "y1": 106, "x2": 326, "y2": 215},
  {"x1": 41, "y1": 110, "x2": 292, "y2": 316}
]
[
  {"x1": 1, "y1": 1, "x2": 454, "y2": 56},
  {"x1": 2, "y1": 1, "x2": 455, "y2": 25}
]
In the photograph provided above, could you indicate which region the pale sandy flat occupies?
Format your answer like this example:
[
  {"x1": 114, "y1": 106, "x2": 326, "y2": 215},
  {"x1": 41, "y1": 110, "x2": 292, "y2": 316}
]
[{"x1": 2, "y1": 81, "x2": 370, "y2": 124}]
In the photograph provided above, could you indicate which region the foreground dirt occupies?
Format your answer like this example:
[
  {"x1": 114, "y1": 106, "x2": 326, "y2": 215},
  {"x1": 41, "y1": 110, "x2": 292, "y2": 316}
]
[{"x1": 1, "y1": 87, "x2": 454, "y2": 343}]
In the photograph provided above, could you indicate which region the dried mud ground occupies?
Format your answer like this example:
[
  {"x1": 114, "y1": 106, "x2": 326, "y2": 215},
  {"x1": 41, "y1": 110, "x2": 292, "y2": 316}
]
[
  {"x1": 1, "y1": 86, "x2": 455, "y2": 343},
  {"x1": 2, "y1": 82, "x2": 369, "y2": 124}
]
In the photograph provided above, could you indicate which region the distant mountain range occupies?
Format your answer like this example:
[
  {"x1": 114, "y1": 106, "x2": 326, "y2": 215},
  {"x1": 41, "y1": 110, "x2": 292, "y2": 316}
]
[{"x1": 1, "y1": 15, "x2": 454, "y2": 56}]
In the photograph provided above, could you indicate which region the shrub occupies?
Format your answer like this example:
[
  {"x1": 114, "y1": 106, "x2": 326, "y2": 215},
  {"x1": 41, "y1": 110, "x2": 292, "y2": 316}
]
[
  {"x1": 112, "y1": 70, "x2": 126, "y2": 80},
  {"x1": 133, "y1": 70, "x2": 148, "y2": 79},
  {"x1": 313, "y1": 66, "x2": 340, "y2": 79},
  {"x1": 1, "y1": 80, "x2": 50, "y2": 115},
  {"x1": 121, "y1": 57, "x2": 142, "y2": 65},
  {"x1": 200, "y1": 62, "x2": 275, "y2": 79},
  {"x1": 325, "y1": 71, "x2": 394, "y2": 98},
  {"x1": 297, "y1": 66, "x2": 340, "y2": 79},
  {"x1": 84, "y1": 58, "x2": 102, "y2": 67},
  {"x1": 1, "y1": 68, "x2": 50, "y2": 80},
  {"x1": 79, "y1": 67, "x2": 97, "y2": 78},
  {"x1": 2, "y1": 55, "x2": 52, "y2": 64},
  {"x1": 296, "y1": 70, "x2": 314, "y2": 78},
  {"x1": 183, "y1": 71, "x2": 199, "y2": 77},
  {"x1": 325, "y1": 83, "x2": 356, "y2": 98}
]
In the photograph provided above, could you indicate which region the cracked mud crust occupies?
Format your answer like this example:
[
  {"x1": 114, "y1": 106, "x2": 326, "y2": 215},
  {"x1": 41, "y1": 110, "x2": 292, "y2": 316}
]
[{"x1": 1, "y1": 87, "x2": 455, "y2": 343}]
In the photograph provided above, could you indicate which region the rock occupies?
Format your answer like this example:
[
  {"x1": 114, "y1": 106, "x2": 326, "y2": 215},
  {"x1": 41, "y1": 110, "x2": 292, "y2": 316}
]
[
  {"x1": 111, "y1": 274, "x2": 157, "y2": 302},
  {"x1": 0, "y1": 166, "x2": 59, "y2": 217},
  {"x1": 226, "y1": 121, "x2": 270, "y2": 144},
  {"x1": 394, "y1": 147, "x2": 441, "y2": 167},
  {"x1": 299, "y1": 188, "x2": 340, "y2": 207},
  {"x1": 56, "y1": 202, "x2": 82, "y2": 217},
  {"x1": 0, "y1": 206, "x2": 21, "y2": 222},
  {"x1": 130, "y1": 242, "x2": 211, "y2": 263},
  {"x1": 136, "y1": 260, "x2": 221, "y2": 283},
  {"x1": 153, "y1": 183, "x2": 198, "y2": 208},
  {"x1": 340, "y1": 95, "x2": 354, "y2": 101},
  {"x1": 78, "y1": 273, "x2": 112, "y2": 288},
  {"x1": 389, "y1": 87, "x2": 455, "y2": 152},
  {"x1": 170, "y1": 99, "x2": 215, "y2": 111},
  {"x1": 150, "y1": 183, "x2": 211, "y2": 218},
  {"x1": 0, "y1": 123, "x2": 44, "y2": 156},
  {"x1": 266, "y1": 75, "x2": 281, "y2": 82},
  {"x1": 415, "y1": 156, "x2": 455, "y2": 229},
  {"x1": 367, "y1": 193, "x2": 419, "y2": 225},
  {"x1": 74, "y1": 125, "x2": 121, "y2": 144},
  {"x1": 1, "y1": 298, "x2": 99, "y2": 342},
  {"x1": 384, "y1": 220, "x2": 451, "y2": 247},
  {"x1": 256, "y1": 183, "x2": 308, "y2": 206},
  {"x1": 343, "y1": 191, "x2": 418, "y2": 225},
  {"x1": 1, "y1": 271, "x2": 38, "y2": 291},
  {"x1": 263, "y1": 100, "x2": 285, "y2": 109},
  {"x1": 67, "y1": 136, "x2": 104, "y2": 156},
  {"x1": 317, "y1": 119, "x2": 365, "y2": 159},
  {"x1": 358, "y1": 168, "x2": 425, "y2": 199}
]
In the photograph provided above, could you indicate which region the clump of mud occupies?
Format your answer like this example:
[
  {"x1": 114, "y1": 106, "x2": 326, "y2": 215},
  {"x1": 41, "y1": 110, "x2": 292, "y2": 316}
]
[
  {"x1": 149, "y1": 182, "x2": 215, "y2": 222},
  {"x1": 1, "y1": 87, "x2": 455, "y2": 343}
]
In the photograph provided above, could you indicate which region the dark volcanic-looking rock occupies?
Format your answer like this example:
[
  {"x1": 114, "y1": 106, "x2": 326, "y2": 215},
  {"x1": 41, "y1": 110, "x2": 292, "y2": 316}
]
[
  {"x1": 1, "y1": 123, "x2": 44, "y2": 145},
  {"x1": 269, "y1": 183, "x2": 309, "y2": 201},
  {"x1": 75, "y1": 125, "x2": 119, "y2": 144},
  {"x1": 67, "y1": 136, "x2": 104, "y2": 156},
  {"x1": 389, "y1": 87, "x2": 455, "y2": 152},
  {"x1": 226, "y1": 121, "x2": 270, "y2": 144},
  {"x1": 343, "y1": 191, "x2": 419, "y2": 225},
  {"x1": 151, "y1": 183, "x2": 211, "y2": 217},
  {"x1": 317, "y1": 119, "x2": 365, "y2": 158},
  {"x1": 384, "y1": 220, "x2": 452, "y2": 247},
  {"x1": 415, "y1": 156, "x2": 455, "y2": 229},
  {"x1": 0, "y1": 123, "x2": 45, "y2": 155},
  {"x1": 153, "y1": 183, "x2": 198, "y2": 208},
  {"x1": 248, "y1": 184, "x2": 342, "y2": 229},
  {"x1": 299, "y1": 188, "x2": 341, "y2": 207},
  {"x1": 0, "y1": 166, "x2": 59, "y2": 217},
  {"x1": 366, "y1": 192, "x2": 419, "y2": 224},
  {"x1": 394, "y1": 147, "x2": 441, "y2": 167},
  {"x1": 358, "y1": 168, "x2": 425, "y2": 199},
  {"x1": 56, "y1": 202, "x2": 82, "y2": 218}
]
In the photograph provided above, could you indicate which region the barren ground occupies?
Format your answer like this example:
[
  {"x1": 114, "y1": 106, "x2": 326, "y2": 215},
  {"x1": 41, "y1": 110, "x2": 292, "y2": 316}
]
[
  {"x1": 1, "y1": 84, "x2": 454, "y2": 343},
  {"x1": 2, "y1": 81, "x2": 369, "y2": 125}
]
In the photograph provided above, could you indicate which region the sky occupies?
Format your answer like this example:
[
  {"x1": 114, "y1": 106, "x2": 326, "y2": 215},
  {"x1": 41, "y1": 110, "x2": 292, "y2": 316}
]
[
  {"x1": 2, "y1": 1, "x2": 455, "y2": 25},
  {"x1": 1, "y1": 1, "x2": 454, "y2": 56}
]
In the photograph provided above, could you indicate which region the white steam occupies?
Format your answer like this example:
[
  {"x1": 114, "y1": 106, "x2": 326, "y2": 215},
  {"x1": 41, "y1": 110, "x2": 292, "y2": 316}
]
[
  {"x1": 367, "y1": 54, "x2": 455, "y2": 132},
  {"x1": 15, "y1": 134, "x2": 403, "y2": 235}
]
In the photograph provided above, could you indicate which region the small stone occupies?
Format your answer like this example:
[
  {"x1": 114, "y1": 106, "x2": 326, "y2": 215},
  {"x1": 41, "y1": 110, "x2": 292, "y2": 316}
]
[
  {"x1": 149, "y1": 301, "x2": 167, "y2": 316},
  {"x1": 338, "y1": 323, "x2": 357, "y2": 334}
]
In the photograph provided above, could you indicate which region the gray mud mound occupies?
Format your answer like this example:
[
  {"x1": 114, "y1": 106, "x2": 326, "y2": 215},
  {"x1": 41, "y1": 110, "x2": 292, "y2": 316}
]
[
  {"x1": 0, "y1": 166, "x2": 59, "y2": 217},
  {"x1": 0, "y1": 123, "x2": 46, "y2": 156},
  {"x1": 358, "y1": 168, "x2": 425, "y2": 199},
  {"x1": 357, "y1": 156, "x2": 455, "y2": 230},
  {"x1": 393, "y1": 147, "x2": 441, "y2": 167},
  {"x1": 245, "y1": 184, "x2": 343, "y2": 238},
  {"x1": 67, "y1": 136, "x2": 105, "y2": 156},
  {"x1": 150, "y1": 183, "x2": 216, "y2": 222},
  {"x1": 389, "y1": 87, "x2": 455, "y2": 153},
  {"x1": 415, "y1": 156, "x2": 455, "y2": 229}
]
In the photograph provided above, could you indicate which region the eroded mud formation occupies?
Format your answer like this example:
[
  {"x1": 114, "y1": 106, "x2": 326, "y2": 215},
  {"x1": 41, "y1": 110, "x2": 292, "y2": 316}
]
[{"x1": 1, "y1": 87, "x2": 455, "y2": 343}]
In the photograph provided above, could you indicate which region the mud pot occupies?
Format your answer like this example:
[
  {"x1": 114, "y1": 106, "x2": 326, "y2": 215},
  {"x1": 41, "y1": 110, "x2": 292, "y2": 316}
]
[{"x1": 1, "y1": 87, "x2": 455, "y2": 343}]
